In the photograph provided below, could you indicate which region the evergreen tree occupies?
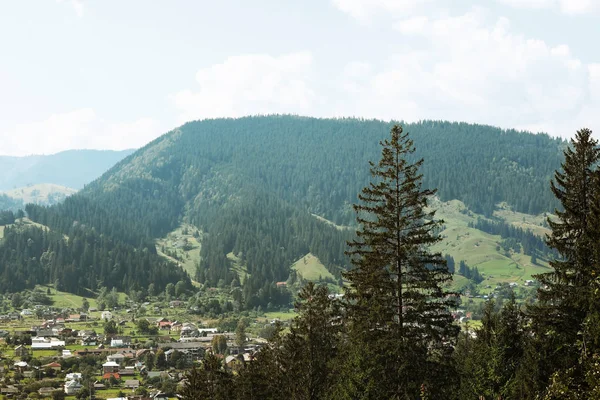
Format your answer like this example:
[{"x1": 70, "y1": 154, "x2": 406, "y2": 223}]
[
  {"x1": 280, "y1": 282, "x2": 340, "y2": 399},
  {"x1": 235, "y1": 319, "x2": 246, "y2": 352},
  {"x1": 531, "y1": 128, "x2": 600, "y2": 393},
  {"x1": 337, "y1": 125, "x2": 459, "y2": 399},
  {"x1": 179, "y1": 353, "x2": 234, "y2": 400}
]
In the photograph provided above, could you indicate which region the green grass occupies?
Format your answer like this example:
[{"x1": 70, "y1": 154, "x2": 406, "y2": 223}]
[
  {"x1": 156, "y1": 223, "x2": 202, "y2": 280},
  {"x1": 494, "y1": 203, "x2": 552, "y2": 238},
  {"x1": 227, "y1": 252, "x2": 249, "y2": 284},
  {"x1": 264, "y1": 311, "x2": 297, "y2": 321},
  {"x1": 32, "y1": 286, "x2": 98, "y2": 309},
  {"x1": 428, "y1": 198, "x2": 552, "y2": 289},
  {"x1": 291, "y1": 253, "x2": 335, "y2": 282}
]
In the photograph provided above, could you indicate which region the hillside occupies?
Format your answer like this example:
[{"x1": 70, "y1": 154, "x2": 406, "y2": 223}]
[
  {"x1": 12, "y1": 116, "x2": 565, "y2": 307},
  {"x1": 0, "y1": 149, "x2": 135, "y2": 191},
  {"x1": 0, "y1": 183, "x2": 76, "y2": 211}
]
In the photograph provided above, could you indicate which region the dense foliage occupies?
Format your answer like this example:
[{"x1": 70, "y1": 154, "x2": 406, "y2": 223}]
[
  {"x1": 178, "y1": 126, "x2": 600, "y2": 399},
  {"x1": 0, "y1": 116, "x2": 565, "y2": 301},
  {"x1": 0, "y1": 221, "x2": 190, "y2": 294}
]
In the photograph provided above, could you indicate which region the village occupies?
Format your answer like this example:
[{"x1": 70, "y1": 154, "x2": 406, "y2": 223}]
[{"x1": 0, "y1": 297, "x2": 276, "y2": 399}]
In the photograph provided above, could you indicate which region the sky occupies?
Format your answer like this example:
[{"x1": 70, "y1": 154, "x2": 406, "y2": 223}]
[{"x1": 0, "y1": 0, "x2": 599, "y2": 156}]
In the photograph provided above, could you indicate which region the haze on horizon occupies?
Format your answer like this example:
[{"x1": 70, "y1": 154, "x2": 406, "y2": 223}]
[{"x1": 1, "y1": 0, "x2": 599, "y2": 156}]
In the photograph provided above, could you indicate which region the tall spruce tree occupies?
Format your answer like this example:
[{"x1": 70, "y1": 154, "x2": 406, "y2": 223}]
[
  {"x1": 336, "y1": 125, "x2": 458, "y2": 399},
  {"x1": 531, "y1": 128, "x2": 600, "y2": 393},
  {"x1": 280, "y1": 282, "x2": 340, "y2": 399}
]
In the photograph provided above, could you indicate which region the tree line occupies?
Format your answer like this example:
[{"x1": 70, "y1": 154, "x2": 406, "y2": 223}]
[
  {"x1": 178, "y1": 126, "x2": 600, "y2": 399},
  {"x1": 0, "y1": 221, "x2": 191, "y2": 295}
]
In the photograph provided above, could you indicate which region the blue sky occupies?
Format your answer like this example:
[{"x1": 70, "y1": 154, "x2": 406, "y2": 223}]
[{"x1": 1, "y1": 0, "x2": 599, "y2": 155}]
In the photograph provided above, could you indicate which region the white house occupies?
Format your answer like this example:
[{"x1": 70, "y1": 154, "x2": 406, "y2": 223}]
[
  {"x1": 64, "y1": 380, "x2": 83, "y2": 395},
  {"x1": 31, "y1": 337, "x2": 65, "y2": 349},
  {"x1": 101, "y1": 311, "x2": 113, "y2": 320},
  {"x1": 65, "y1": 373, "x2": 82, "y2": 382}
]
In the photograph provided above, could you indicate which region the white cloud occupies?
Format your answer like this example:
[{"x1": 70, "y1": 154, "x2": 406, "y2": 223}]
[
  {"x1": 171, "y1": 52, "x2": 316, "y2": 124},
  {"x1": 56, "y1": 0, "x2": 84, "y2": 17},
  {"x1": 2, "y1": 109, "x2": 162, "y2": 156},
  {"x1": 338, "y1": 7, "x2": 597, "y2": 138},
  {"x1": 496, "y1": 0, "x2": 599, "y2": 14},
  {"x1": 394, "y1": 16, "x2": 429, "y2": 34},
  {"x1": 331, "y1": 0, "x2": 431, "y2": 22}
]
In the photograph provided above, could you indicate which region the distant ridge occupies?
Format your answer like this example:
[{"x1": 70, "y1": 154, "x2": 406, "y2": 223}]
[{"x1": 0, "y1": 149, "x2": 136, "y2": 190}]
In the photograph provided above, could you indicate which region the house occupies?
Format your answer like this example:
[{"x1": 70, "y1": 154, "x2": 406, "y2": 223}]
[
  {"x1": 82, "y1": 336, "x2": 98, "y2": 346},
  {"x1": 20, "y1": 309, "x2": 33, "y2": 316},
  {"x1": 62, "y1": 349, "x2": 73, "y2": 358},
  {"x1": 180, "y1": 323, "x2": 198, "y2": 337},
  {"x1": 171, "y1": 321, "x2": 183, "y2": 331},
  {"x1": 35, "y1": 328, "x2": 57, "y2": 337},
  {"x1": 125, "y1": 379, "x2": 140, "y2": 389},
  {"x1": 276, "y1": 281, "x2": 287, "y2": 287},
  {"x1": 65, "y1": 373, "x2": 82, "y2": 382},
  {"x1": 119, "y1": 366, "x2": 136, "y2": 376},
  {"x1": 158, "y1": 321, "x2": 172, "y2": 330},
  {"x1": 1, "y1": 386, "x2": 19, "y2": 395},
  {"x1": 110, "y1": 336, "x2": 131, "y2": 347},
  {"x1": 101, "y1": 311, "x2": 113, "y2": 320},
  {"x1": 68, "y1": 314, "x2": 87, "y2": 322},
  {"x1": 225, "y1": 354, "x2": 244, "y2": 370},
  {"x1": 31, "y1": 337, "x2": 66, "y2": 349},
  {"x1": 14, "y1": 344, "x2": 29, "y2": 358},
  {"x1": 169, "y1": 300, "x2": 184, "y2": 308},
  {"x1": 102, "y1": 372, "x2": 121, "y2": 380},
  {"x1": 64, "y1": 380, "x2": 83, "y2": 394},
  {"x1": 107, "y1": 353, "x2": 126, "y2": 364},
  {"x1": 103, "y1": 361, "x2": 120, "y2": 373},
  {"x1": 43, "y1": 362, "x2": 62, "y2": 371}
]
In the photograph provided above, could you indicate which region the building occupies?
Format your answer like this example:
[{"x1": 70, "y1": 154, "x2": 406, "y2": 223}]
[
  {"x1": 14, "y1": 344, "x2": 29, "y2": 358},
  {"x1": 31, "y1": 337, "x2": 66, "y2": 349},
  {"x1": 102, "y1": 361, "x2": 120, "y2": 374},
  {"x1": 64, "y1": 380, "x2": 83, "y2": 395}
]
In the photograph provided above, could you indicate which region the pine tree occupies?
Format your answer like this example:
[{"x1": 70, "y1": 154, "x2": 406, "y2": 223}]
[
  {"x1": 280, "y1": 282, "x2": 340, "y2": 399},
  {"x1": 179, "y1": 353, "x2": 234, "y2": 400},
  {"x1": 531, "y1": 128, "x2": 600, "y2": 392},
  {"x1": 337, "y1": 125, "x2": 459, "y2": 399}
]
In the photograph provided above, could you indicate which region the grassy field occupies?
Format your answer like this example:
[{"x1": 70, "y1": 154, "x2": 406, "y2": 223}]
[
  {"x1": 263, "y1": 311, "x2": 297, "y2": 321},
  {"x1": 291, "y1": 253, "x2": 335, "y2": 282},
  {"x1": 430, "y1": 198, "x2": 551, "y2": 287},
  {"x1": 34, "y1": 285, "x2": 130, "y2": 310},
  {"x1": 156, "y1": 223, "x2": 202, "y2": 278},
  {"x1": 494, "y1": 202, "x2": 552, "y2": 237}
]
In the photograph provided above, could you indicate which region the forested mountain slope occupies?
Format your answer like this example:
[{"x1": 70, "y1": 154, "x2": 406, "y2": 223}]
[
  {"x1": 9, "y1": 116, "x2": 565, "y2": 301},
  {"x1": 0, "y1": 149, "x2": 135, "y2": 190}
]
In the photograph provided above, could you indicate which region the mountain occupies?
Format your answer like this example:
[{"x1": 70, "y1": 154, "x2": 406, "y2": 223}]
[
  {"x1": 0, "y1": 149, "x2": 135, "y2": 191},
  {"x1": 5, "y1": 116, "x2": 566, "y2": 305}
]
